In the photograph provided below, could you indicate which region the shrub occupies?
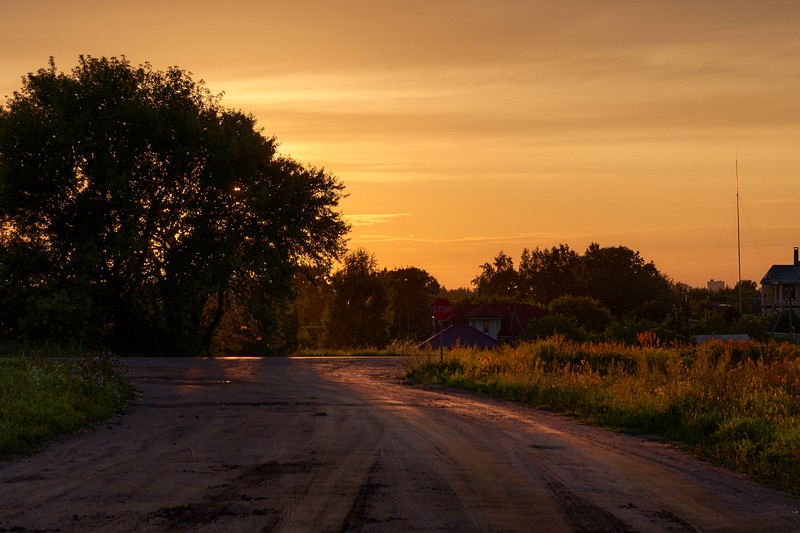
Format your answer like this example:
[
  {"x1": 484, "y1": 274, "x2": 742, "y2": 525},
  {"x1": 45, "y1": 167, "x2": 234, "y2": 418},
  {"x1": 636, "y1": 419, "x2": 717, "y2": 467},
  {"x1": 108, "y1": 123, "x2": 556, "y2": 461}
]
[{"x1": 0, "y1": 350, "x2": 134, "y2": 458}]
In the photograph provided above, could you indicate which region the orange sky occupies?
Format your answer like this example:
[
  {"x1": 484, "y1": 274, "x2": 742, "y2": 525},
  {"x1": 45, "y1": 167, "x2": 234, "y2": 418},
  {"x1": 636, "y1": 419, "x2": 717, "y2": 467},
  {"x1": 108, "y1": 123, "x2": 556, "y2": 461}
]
[{"x1": 3, "y1": 1, "x2": 800, "y2": 289}]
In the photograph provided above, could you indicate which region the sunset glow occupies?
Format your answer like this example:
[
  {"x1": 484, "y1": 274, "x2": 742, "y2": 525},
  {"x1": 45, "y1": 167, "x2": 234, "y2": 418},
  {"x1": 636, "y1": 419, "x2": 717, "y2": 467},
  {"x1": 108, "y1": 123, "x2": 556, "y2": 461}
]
[{"x1": 3, "y1": 1, "x2": 799, "y2": 288}]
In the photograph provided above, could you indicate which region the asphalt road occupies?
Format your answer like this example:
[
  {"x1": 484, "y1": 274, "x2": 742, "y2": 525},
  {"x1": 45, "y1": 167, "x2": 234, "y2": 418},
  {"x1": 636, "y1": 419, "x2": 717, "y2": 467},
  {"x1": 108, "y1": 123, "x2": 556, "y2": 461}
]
[{"x1": 1, "y1": 356, "x2": 799, "y2": 532}]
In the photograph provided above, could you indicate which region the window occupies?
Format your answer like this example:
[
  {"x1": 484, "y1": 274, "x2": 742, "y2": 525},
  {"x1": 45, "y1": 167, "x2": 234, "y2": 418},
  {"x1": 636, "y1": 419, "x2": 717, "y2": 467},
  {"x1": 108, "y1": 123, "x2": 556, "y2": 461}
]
[{"x1": 785, "y1": 286, "x2": 796, "y2": 302}]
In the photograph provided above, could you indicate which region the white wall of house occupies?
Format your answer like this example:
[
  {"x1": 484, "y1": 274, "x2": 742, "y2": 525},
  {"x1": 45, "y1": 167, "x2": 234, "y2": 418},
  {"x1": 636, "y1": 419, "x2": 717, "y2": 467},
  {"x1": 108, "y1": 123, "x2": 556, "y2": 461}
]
[
  {"x1": 467, "y1": 318, "x2": 502, "y2": 340},
  {"x1": 762, "y1": 284, "x2": 800, "y2": 316}
]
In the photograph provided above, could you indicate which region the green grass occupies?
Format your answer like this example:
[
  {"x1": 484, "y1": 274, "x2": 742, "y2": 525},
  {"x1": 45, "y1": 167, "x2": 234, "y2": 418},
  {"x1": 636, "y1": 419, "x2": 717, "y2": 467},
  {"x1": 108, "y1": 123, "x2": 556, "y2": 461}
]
[
  {"x1": 406, "y1": 338, "x2": 800, "y2": 496},
  {"x1": 0, "y1": 350, "x2": 135, "y2": 459},
  {"x1": 292, "y1": 341, "x2": 420, "y2": 357}
]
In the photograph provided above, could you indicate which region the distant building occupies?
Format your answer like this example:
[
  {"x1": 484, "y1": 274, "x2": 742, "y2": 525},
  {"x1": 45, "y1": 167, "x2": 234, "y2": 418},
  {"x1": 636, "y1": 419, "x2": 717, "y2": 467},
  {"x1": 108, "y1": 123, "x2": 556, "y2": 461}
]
[
  {"x1": 707, "y1": 279, "x2": 726, "y2": 293},
  {"x1": 760, "y1": 247, "x2": 800, "y2": 317},
  {"x1": 417, "y1": 303, "x2": 546, "y2": 350}
]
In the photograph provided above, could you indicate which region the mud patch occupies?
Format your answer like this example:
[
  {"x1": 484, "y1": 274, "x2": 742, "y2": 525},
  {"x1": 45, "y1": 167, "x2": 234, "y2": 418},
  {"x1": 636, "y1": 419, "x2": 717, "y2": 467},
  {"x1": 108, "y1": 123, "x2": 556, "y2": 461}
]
[
  {"x1": 529, "y1": 443, "x2": 564, "y2": 451},
  {"x1": 237, "y1": 461, "x2": 316, "y2": 487},
  {"x1": 147, "y1": 461, "x2": 317, "y2": 530},
  {"x1": 650, "y1": 508, "x2": 701, "y2": 532},
  {"x1": 340, "y1": 459, "x2": 389, "y2": 532},
  {"x1": 546, "y1": 479, "x2": 634, "y2": 532}
]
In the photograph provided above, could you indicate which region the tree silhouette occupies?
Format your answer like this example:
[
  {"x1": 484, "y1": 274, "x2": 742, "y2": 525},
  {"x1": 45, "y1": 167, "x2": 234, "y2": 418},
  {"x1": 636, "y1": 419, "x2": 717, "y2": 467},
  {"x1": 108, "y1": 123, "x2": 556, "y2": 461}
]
[
  {"x1": 518, "y1": 244, "x2": 580, "y2": 304},
  {"x1": 472, "y1": 250, "x2": 519, "y2": 300},
  {"x1": 323, "y1": 249, "x2": 392, "y2": 348},
  {"x1": 0, "y1": 56, "x2": 348, "y2": 354},
  {"x1": 578, "y1": 243, "x2": 674, "y2": 319},
  {"x1": 385, "y1": 266, "x2": 441, "y2": 340}
]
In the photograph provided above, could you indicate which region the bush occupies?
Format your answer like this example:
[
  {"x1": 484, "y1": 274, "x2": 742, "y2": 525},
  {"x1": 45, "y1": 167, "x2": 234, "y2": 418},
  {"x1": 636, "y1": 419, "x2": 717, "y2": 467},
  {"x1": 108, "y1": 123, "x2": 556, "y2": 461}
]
[
  {"x1": 0, "y1": 350, "x2": 134, "y2": 458},
  {"x1": 527, "y1": 314, "x2": 588, "y2": 342}
]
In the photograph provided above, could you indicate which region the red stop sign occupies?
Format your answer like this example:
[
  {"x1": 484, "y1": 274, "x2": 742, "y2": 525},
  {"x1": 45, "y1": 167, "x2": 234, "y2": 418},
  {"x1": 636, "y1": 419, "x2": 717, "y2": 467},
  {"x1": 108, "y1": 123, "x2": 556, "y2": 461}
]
[{"x1": 431, "y1": 298, "x2": 454, "y2": 321}]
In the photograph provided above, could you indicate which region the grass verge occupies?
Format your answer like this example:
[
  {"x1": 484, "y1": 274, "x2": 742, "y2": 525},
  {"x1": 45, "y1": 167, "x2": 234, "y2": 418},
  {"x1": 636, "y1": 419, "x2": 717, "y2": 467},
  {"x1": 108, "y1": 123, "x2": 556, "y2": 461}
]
[
  {"x1": 406, "y1": 338, "x2": 800, "y2": 496},
  {"x1": 0, "y1": 350, "x2": 135, "y2": 459},
  {"x1": 292, "y1": 341, "x2": 420, "y2": 357}
]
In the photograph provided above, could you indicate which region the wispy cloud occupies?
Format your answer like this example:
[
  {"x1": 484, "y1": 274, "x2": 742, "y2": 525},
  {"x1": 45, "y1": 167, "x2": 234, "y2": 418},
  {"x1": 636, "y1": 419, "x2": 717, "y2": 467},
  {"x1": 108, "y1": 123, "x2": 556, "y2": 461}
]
[{"x1": 345, "y1": 213, "x2": 410, "y2": 227}]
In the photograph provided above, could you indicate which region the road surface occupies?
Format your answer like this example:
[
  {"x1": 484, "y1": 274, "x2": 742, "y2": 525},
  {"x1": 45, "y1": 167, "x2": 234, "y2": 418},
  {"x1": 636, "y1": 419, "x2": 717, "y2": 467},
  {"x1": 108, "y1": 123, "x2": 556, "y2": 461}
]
[{"x1": 1, "y1": 356, "x2": 799, "y2": 532}]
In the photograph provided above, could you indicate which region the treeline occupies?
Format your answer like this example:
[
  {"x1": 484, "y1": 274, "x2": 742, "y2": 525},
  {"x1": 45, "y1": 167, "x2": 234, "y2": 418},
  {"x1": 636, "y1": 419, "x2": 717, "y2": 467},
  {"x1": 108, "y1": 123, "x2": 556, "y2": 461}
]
[
  {"x1": 466, "y1": 245, "x2": 765, "y2": 343},
  {"x1": 296, "y1": 244, "x2": 766, "y2": 350}
]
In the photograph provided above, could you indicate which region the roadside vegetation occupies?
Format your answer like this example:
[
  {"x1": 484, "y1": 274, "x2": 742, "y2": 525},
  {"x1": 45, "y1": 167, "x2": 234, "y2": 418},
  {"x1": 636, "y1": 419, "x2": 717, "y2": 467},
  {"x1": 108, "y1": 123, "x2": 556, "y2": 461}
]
[
  {"x1": 406, "y1": 338, "x2": 800, "y2": 496},
  {"x1": 0, "y1": 348, "x2": 134, "y2": 459}
]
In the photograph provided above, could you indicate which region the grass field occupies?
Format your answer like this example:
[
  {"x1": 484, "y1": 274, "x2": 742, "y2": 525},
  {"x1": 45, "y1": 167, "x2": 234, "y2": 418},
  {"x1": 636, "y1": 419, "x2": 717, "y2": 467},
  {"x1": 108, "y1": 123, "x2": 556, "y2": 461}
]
[
  {"x1": 0, "y1": 350, "x2": 135, "y2": 459},
  {"x1": 406, "y1": 338, "x2": 800, "y2": 496}
]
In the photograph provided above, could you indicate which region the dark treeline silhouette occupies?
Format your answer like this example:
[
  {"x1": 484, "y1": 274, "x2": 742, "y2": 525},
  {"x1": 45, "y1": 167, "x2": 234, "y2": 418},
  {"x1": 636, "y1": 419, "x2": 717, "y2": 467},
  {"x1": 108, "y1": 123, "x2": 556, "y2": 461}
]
[
  {"x1": 294, "y1": 249, "x2": 440, "y2": 349},
  {"x1": 473, "y1": 244, "x2": 675, "y2": 317},
  {"x1": 467, "y1": 245, "x2": 766, "y2": 344},
  {"x1": 296, "y1": 245, "x2": 766, "y2": 349}
]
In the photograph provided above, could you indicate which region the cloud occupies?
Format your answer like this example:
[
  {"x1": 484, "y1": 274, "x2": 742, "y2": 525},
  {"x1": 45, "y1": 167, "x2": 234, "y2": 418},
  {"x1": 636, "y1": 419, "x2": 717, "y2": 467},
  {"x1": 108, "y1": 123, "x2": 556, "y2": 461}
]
[{"x1": 345, "y1": 213, "x2": 410, "y2": 227}]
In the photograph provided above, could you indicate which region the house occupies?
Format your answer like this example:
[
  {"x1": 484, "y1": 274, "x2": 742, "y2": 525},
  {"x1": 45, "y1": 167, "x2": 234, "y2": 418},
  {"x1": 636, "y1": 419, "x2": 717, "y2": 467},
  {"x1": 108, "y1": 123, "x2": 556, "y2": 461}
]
[
  {"x1": 760, "y1": 247, "x2": 800, "y2": 317},
  {"x1": 416, "y1": 303, "x2": 546, "y2": 350},
  {"x1": 416, "y1": 324, "x2": 498, "y2": 350},
  {"x1": 456, "y1": 303, "x2": 546, "y2": 342}
]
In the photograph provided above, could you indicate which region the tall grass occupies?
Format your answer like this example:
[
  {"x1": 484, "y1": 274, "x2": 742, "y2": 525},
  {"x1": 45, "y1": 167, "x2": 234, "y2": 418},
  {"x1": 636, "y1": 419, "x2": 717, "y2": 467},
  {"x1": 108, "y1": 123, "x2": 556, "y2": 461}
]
[
  {"x1": 407, "y1": 338, "x2": 800, "y2": 496},
  {"x1": 292, "y1": 340, "x2": 420, "y2": 357},
  {"x1": 0, "y1": 350, "x2": 135, "y2": 459}
]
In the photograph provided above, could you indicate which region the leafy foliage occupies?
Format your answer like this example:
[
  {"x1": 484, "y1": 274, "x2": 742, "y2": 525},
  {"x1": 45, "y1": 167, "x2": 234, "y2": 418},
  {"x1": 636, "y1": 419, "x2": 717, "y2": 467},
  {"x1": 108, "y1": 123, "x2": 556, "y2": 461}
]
[
  {"x1": 0, "y1": 351, "x2": 134, "y2": 458},
  {"x1": 323, "y1": 249, "x2": 392, "y2": 348},
  {"x1": 472, "y1": 250, "x2": 519, "y2": 300},
  {"x1": 385, "y1": 266, "x2": 441, "y2": 341},
  {"x1": 527, "y1": 315, "x2": 588, "y2": 342},
  {"x1": 473, "y1": 243, "x2": 675, "y2": 317},
  {"x1": 578, "y1": 243, "x2": 675, "y2": 319},
  {"x1": 518, "y1": 244, "x2": 580, "y2": 304},
  {"x1": 548, "y1": 295, "x2": 612, "y2": 333},
  {"x1": 0, "y1": 57, "x2": 348, "y2": 355}
]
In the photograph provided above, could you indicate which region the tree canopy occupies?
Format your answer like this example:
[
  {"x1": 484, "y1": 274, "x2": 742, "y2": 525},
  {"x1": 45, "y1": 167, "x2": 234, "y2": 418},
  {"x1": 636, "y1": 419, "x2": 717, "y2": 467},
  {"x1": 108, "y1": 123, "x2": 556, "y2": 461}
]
[
  {"x1": 473, "y1": 243, "x2": 676, "y2": 321},
  {"x1": 323, "y1": 249, "x2": 392, "y2": 348},
  {"x1": 0, "y1": 56, "x2": 348, "y2": 354},
  {"x1": 518, "y1": 244, "x2": 580, "y2": 304},
  {"x1": 472, "y1": 250, "x2": 519, "y2": 301},
  {"x1": 385, "y1": 266, "x2": 441, "y2": 340}
]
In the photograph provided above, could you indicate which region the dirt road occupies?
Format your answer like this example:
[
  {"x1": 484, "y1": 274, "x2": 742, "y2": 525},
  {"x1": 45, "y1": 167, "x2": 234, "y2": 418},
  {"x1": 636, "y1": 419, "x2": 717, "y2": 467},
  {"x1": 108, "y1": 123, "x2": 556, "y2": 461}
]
[{"x1": 1, "y1": 356, "x2": 799, "y2": 532}]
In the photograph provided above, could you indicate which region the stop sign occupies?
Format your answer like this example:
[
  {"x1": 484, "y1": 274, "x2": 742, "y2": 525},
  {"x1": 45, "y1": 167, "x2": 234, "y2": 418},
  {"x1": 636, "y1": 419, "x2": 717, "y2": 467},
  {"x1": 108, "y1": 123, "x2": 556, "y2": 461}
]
[{"x1": 431, "y1": 298, "x2": 454, "y2": 321}]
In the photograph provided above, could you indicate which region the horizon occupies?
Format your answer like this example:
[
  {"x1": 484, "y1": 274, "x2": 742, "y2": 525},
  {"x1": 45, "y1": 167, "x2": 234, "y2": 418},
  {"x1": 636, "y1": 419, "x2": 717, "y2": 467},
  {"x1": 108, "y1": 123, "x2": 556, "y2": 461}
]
[{"x1": 3, "y1": 2, "x2": 799, "y2": 290}]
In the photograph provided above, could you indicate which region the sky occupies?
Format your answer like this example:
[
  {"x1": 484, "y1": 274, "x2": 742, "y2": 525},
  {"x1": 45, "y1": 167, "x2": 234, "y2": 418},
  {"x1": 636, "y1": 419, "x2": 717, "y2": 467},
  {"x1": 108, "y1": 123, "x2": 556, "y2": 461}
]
[{"x1": 3, "y1": 1, "x2": 800, "y2": 289}]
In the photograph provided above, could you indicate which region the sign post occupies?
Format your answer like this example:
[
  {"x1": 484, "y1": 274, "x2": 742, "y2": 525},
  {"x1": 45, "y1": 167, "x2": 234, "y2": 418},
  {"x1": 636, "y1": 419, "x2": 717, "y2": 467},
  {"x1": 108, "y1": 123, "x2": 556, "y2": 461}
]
[{"x1": 430, "y1": 298, "x2": 454, "y2": 362}]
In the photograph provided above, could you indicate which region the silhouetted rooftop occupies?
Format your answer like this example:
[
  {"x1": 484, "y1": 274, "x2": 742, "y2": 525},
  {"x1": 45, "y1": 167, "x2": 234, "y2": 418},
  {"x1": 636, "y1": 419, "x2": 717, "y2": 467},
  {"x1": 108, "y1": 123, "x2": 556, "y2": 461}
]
[{"x1": 416, "y1": 325, "x2": 497, "y2": 350}]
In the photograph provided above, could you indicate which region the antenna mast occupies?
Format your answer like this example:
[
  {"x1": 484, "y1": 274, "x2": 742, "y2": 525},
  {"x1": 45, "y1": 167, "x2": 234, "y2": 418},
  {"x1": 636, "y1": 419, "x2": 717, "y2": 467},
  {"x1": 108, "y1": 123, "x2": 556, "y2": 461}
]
[{"x1": 736, "y1": 148, "x2": 742, "y2": 315}]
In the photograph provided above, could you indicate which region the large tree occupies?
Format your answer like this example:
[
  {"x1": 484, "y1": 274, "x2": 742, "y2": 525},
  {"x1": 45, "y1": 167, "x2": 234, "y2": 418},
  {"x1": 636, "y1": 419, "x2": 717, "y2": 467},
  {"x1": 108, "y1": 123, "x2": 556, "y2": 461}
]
[
  {"x1": 472, "y1": 250, "x2": 519, "y2": 301},
  {"x1": 0, "y1": 56, "x2": 348, "y2": 354},
  {"x1": 518, "y1": 244, "x2": 580, "y2": 305},
  {"x1": 323, "y1": 249, "x2": 392, "y2": 348},
  {"x1": 385, "y1": 266, "x2": 441, "y2": 341},
  {"x1": 578, "y1": 243, "x2": 674, "y2": 318}
]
